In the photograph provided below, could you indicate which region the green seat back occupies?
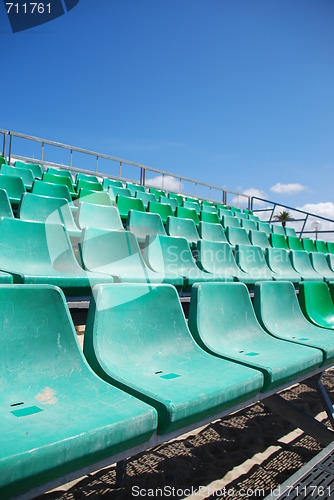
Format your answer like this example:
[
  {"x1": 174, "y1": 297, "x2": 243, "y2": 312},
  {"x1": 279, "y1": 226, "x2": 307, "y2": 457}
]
[
  {"x1": 257, "y1": 221, "x2": 271, "y2": 235},
  {"x1": 188, "y1": 282, "x2": 321, "y2": 391},
  {"x1": 43, "y1": 172, "x2": 75, "y2": 195},
  {"x1": 254, "y1": 281, "x2": 334, "y2": 364},
  {"x1": 127, "y1": 210, "x2": 166, "y2": 244},
  {"x1": 183, "y1": 200, "x2": 200, "y2": 215},
  {"x1": 0, "y1": 174, "x2": 26, "y2": 206},
  {"x1": 222, "y1": 215, "x2": 240, "y2": 229},
  {"x1": 126, "y1": 182, "x2": 145, "y2": 196},
  {"x1": 1, "y1": 164, "x2": 34, "y2": 190},
  {"x1": 102, "y1": 178, "x2": 123, "y2": 189},
  {"x1": 176, "y1": 206, "x2": 200, "y2": 226},
  {"x1": 290, "y1": 250, "x2": 324, "y2": 281},
  {"x1": 196, "y1": 240, "x2": 247, "y2": 282},
  {"x1": 241, "y1": 219, "x2": 257, "y2": 232},
  {"x1": 159, "y1": 196, "x2": 178, "y2": 212},
  {"x1": 33, "y1": 179, "x2": 73, "y2": 205},
  {"x1": 235, "y1": 212, "x2": 247, "y2": 220},
  {"x1": 249, "y1": 230, "x2": 270, "y2": 249},
  {"x1": 76, "y1": 202, "x2": 123, "y2": 231},
  {"x1": 248, "y1": 214, "x2": 260, "y2": 222},
  {"x1": 47, "y1": 167, "x2": 73, "y2": 179},
  {"x1": 0, "y1": 188, "x2": 14, "y2": 218},
  {"x1": 148, "y1": 200, "x2": 173, "y2": 224},
  {"x1": 299, "y1": 282, "x2": 334, "y2": 330},
  {"x1": 76, "y1": 172, "x2": 99, "y2": 184},
  {"x1": 117, "y1": 195, "x2": 145, "y2": 220},
  {"x1": 218, "y1": 207, "x2": 232, "y2": 218},
  {"x1": 78, "y1": 188, "x2": 113, "y2": 206},
  {"x1": 200, "y1": 211, "x2": 220, "y2": 224},
  {"x1": 168, "y1": 192, "x2": 183, "y2": 205},
  {"x1": 199, "y1": 221, "x2": 227, "y2": 243},
  {"x1": 84, "y1": 283, "x2": 262, "y2": 435},
  {"x1": 15, "y1": 160, "x2": 43, "y2": 179},
  {"x1": 287, "y1": 236, "x2": 303, "y2": 251},
  {"x1": 265, "y1": 248, "x2": 301, "y2": 283},
  {"x1": 269, "y1": 233, "x2": 289, "y2": 250},
  {"x1": 316, "y1": 240, "x2": 328, "y2": 254},
  {"x1": 0, "y1": 156, "x2": 7, "y2": 167},
  {"x1": 309, "y1": 252, "x2": 334, "y2": 281},
  {"x1": 285, "y1": 227, "x2": 297, "y2": 237},
  {"x1": 186, "y1": 196, "x2": 200, "y2": 204},
  {"x1": 76, "y1": 179, "x2": 102, "y2": 193},
  {"x1": 227, "y1": 227, "x2": 251, "y2": 247},
  {"x1": 0, "y1": 285, "x2": 156, "y2": 499},
  {"x1": 202, "y1": 200, "x2": 216, "y2": 207},
  {"x1": 272, "y1": 225, "x2": 285, "y2": 236},
  {"x1": 108, "y1": 186, "x2": 132, "y2": 200},
  {"x1": 135, "y1": 191, "x2": 156, "y2": 209},
  {"x1": 327, "y1": 242, "x2": 334, "y2": 254},
  {"x1": 166, "y1": 215, "x2": 199, "y2": 249},
  {"x1": 236, "y1": 244, "x2": 274, "y2": 281},
  {"x1": 302, "y1": 237, "x2": 317, "y2": 253},
  {"x1": 149, "y1": 187, "x2": 166, "y2": 199},
  {"x1": 201, "y1": 204, "x2": 217, "y2": 213}
]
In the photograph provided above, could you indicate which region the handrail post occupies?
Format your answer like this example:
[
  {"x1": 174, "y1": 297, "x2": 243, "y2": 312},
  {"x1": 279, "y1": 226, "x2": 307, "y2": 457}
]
[
  {"x1": 119, "y1": 161, "x2": 122, "y2": 178},
  {"x1": 223, "y1": 190, "x2": 227, "y2": 205},
  {"x1": 269, "y1": 203, "x2": 276, "y2": 223},
  {"x1": 162, "y1": 174, "x2": 165, "y2": 190},
  {"x1": 142, "y1": 167, "x2": 146, "y2": 187},
  {"x1": 2, "y1": 132, "x2": 6, "y2": 158},
  {"x1": 195, "y1": 182, "x2": 198, "y2": 196},
  {"x1": 8, "y1": 132, "x2": 12, "y2": 165},
  {"x1": 41, "y1": 142, "x2": 44, "y2": 161},
  {"x1": 250, "y1": 197, "x2": 254, "y2": 211},
  {"x1": 96, "y1": 156, "x2": 99, "y2": 173},
  {"x1": 209, "y1": 187, "x2": 212, "y2": 200},
  {"x1": 300, "y1": 214, "x2": 309, "y2": 238},
  {"x1": 70, "y1": 149, "x2": 73, "y2": 167},
  {"x1": 179, "y1": 178, "x2": 182, "y2": 193}
]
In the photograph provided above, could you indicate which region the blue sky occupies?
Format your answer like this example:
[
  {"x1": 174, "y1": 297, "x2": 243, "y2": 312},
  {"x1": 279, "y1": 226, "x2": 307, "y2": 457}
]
[{"x1": 1, "y1": 0, "x2": 334, "y2": 217}]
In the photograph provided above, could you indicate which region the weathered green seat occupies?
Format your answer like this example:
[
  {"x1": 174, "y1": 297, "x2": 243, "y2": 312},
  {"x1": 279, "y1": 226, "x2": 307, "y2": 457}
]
[
  {"x1": 76, "y1": 202, "x2": 123, "y2": 231},
  {"x1": 32, "y1": 179, "x2": 74, "y2": 207},
  {"x1": 201, "y1": 204, "x2": 217, "y2": 213},
  {"x1": 248, "y1": 214, "x2": 260, "y2": 222},
  {"x1": 285, "y1": 227, "x2": 297, "y2": 237},
  {"x1": 0, "y1": 218, "x2": 113, "y2": 295},
  {"x1": 0, "y1": 188, "x2": 14, "y2": 219},
  {"x1": 265, "y1": 248, "x2": 301, "y2": 283},
  {"x1": 183, "y1": 200, "x2": 200, "y2": 215},
  {"x1": 316, "y1": 240, "x2": 329, "y2": 254},
  {"x1": 84, "y1": 283, "x2": 263, "y2": 435},
  {"x1": 196, "y1": 241, "x2": 253, "y2": 283},
  {"x1": 302, "y1": 237, "x2": 317, "y2": 253},
  {"x1": 15, "y1": 160, "x2": 43, "y2": 179},
  {"x1": 200, "y1": 210, "x2": 220, "y2": 224},
  {"x1": 159, "y1": 196, "x2": 178, "y2": 212},
  {"x1": 221, "y1": 214, "x2": 240, "y2": 229},
  {"x1": 168, "y1": 192, "x2": 183, "y2": 205},
  {"x1": 148, "y1": 201, "x2": 174, "y2": 224},
  {"x1": 166, "y1": 216, "x2": 200, "y2": 250},
  {"x1": 0, "y1": 285, "x2": 156, "y2": 499},
  {"x1": 76, "y1": 179, "x2": 103, "y2": 193},
  {"x1": 236, "y1": 244, "x2": 274, "y2": 281},
  {"x1": 117, "y1": 195, "x2": 145, "y2": 220},
  {"x1": 249, "y1": 230, "x2": 270, "y2": 249},
  {"x1": 126, "y1": 182, "x2": 145, "y2": 196},
  {"x1": 188, "y1": 283, "x2": 322, "y2": 392},
  {"x1": 226, "y1": 227, "x2": 251, "y2": 246},
  {"x1": 299, "y1": 282, "x2": 334, "y2": 330},
  {"x1": 218, "y1": 207, "x2": 232, "y2": 218},
  {"x1": 0, "y1": 174, "x2": 26, "y2": 207},
  {"x1": 230, "y1": 206, "x2": 241, "y2": 215},
  {"x1": 80, "y1": 228, "x2": 183, "y2": 287},
  {"x1": 127, "y1": 210, "x2": 166, "y2": 244},
  {"x1": 47, "y1": 167, "x2": 73, "y2": 179},
  {"x1": 18, "y1": 193, "x2": 81, "y2": 243},
  {"x1": 135, "y1": 191, "x2": 156, "y2": 209},
  {"x1": 186, "y1": 196, "x2": 200, "y2": 204},
  {"x1": 290, "y1": 250, "x2": 324, "y2": 281},
  {"x1": 108, "y1": 186, "x2": 131, "y2": 200},
  {"x1": 327, "y1": 242, "x2": 334, "y2": 254},
  {"x1": 143, "y1": 235, "x2": 230, "y2": 289},
  {"x1": 176, "y1": 206, "x2": 200, "y2": 226},
  {"x1": 272, "y1": 225, "x2": 285, "y2": 236},
  {"x1": 241, "y1": 219, "x2": 257, "y2": 232},
  {"x1": 43, "y1": 172, "x2": 77, "y2": 198},
  {"x1": 102, "y1": 178, "x2": 123, "y2": 190},
  {"x1": 78, "y1": 188, "x2": 113, "y2": 206},
  {"x1": 269, "y1": 233, "x2": 289, "y2": 250},
  {"x1": 257, "y1": 221, "x2": 271, "y2": 235},
  {"x1": 0, "y1": 156, "x2": 7, "y2": 167},
  {"x1": 287, "y1": 236, "x2": 303, "y2": 251},
  {"x1": 202, "y1": 200, "x2": 216, "y2": 207},
  {"x1": 76, "y1": 172, "x2": 99, "y2": 184},
  {"x1": 254, "y1": 281, "x2": 334, "y2": 364},
  {"x1": 309, "y1": 252, "x2": 334, "y2": 281},
  {"x1": 235, "y1": 212, "x2": 247, "y2": 220},
  {"x1": 199, "y1": 221, "x2": 228, "y2": 243},
  {"x1": 1, "y1": 164, "x2": 34, "y2": 190},
  {"x1": 149, "y1": 187, "x2": 166, "y2": 199}
]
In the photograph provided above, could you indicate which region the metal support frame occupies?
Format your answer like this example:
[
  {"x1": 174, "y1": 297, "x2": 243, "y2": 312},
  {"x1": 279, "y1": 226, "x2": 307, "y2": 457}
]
[
  {"x1": 305, "y1": 372, "x2": 334, "y2": 427},
  {"x1": 115, "y1": 460, "x2": 127, "y2": 488}
]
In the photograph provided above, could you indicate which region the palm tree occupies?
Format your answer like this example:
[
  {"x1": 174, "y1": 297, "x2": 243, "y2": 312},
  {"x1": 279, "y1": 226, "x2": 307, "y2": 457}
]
[{"x1": 274, "y1": 210, "x2": 294, "y2": 228}]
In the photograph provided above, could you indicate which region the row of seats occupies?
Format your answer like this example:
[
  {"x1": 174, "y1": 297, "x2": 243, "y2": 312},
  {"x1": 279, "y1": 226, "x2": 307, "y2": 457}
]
[{"x1": 2, "y1": 280, "x2": 334, "y2": 498}]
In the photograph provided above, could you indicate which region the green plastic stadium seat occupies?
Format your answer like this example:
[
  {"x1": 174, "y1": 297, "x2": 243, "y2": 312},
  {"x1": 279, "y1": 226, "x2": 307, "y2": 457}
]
[
  {"x1": 302, "y1": 238, "x2": 317, "y2": 253},
  {"x1": 315, "y1": 240, "x2": 329, "y2": 254},
  {"x1": 199, "y1": 221, "x2": 228, "y2": 243},
  {"x1": 43, "y1": 172, "x2": 76, "y2": 198},
  {"x1": 287, "y1": 236, "x2": 303, "y2": 251},
  {"x1": 1, "y1": 164, "x2": 34, "y2": 190},
  {"x1": 272, "y1": 225, "x2": 285, "y2": 236},
  {"x1": 188, "y1": 283, "x2": 322, "y2": 392},
  {"x1": 159, "y1": 196, "x2": 178, "y2": 212},
  {"x1": 127, "y1": 210, "x2": 166, "y2": 244},
  {"x1": 80, "y1": 228, "x2": 183, "y2": 287},
  {"x1": 76, "y1": 179, "x2": 103, "y2": 193},
  {"x1": 186, "y1": 196, "x2": 200, "y2": 204},
  {"x1": 201, "y1": 200, "x2": 216, "y2": 207},
  {"x1": 285, "y1": 227, "x2": 297, "y2": 237},
  {"x1": 196, "y1": 241, "x2": 253, "y2": 284},
  {"x1": 235, "y1": 212, "x2": 247, "y2": 220},
  {"x1": 230, "y1": 206, "x2": 241, "y2": 214},
  {"x1": 117, "y1": 195, "x2": 145, "y2": 220},
  {"x1": 32, "y1": 179, "x2": 74, "y2": 207},
  {"x1": 236, "y1": 245, "x2": 274, "y2": 282},
  {"x1": 0, "y1": 156, "x2": 7, "y2": 167},
  {"x1": 0, "y1": 285, "x2": 156, "y2": 499},
  {"x1": 221, "y1": 215, "x2": 240, "y2": 229},
  {"x1": 254, "y1": 281, "x2": 334, "y2": 365},
  {"x1": 15, "y1": 160, "x2": 43, "y2": 179},
  {"x1": 201, "y1": 204, "x2": 217, "y2": 213},
  {"x1": 143, "y1": 235, "x2": 230, "y2": 289},
  {"x1": 248, "y1": 214, "x2": 260, "y2": 222},
  {"x1": 299, "y1": 282, "x2": 334, "y2": 330},
  {"x1": 226, "y1": 227, "x2": 251, "y2": 247},
  {"x1": 0, "y1": 218, "x2": 113, "y2": 295},
  {"x1": 149, "y1": 187, "x2": 166, "y2": 199},
  {"x1": 290, "y1": 250, "x2": 324, "y2": 281},
  {"x1": 200, "y1": 211, "x2": 220, "y2": 224},
  {"x1": 135, "y1": 191, "x2": 156, "y2": 209},
  {"x1": 176, "y1": 206, "x2": 200, "y2": 226},
  {"x1": 76, "y1": 202, "x2": 123, "y2": 231},
  {"x1": 218, "y1": 207, "x2": 232, "y2": 218},
  {"x1": 78, "y1": 188, "x2": 113, "y2": 206},
  {"x1": 265, "y1": 248, "x2": 301, "y2": 283},
  {"x1": 148, "y1": 201, "x2": 174, "y2": 224},
  {"x1": 269, "y1": 233, "x2": 289, "y2": 250},
  {"x1": 84, "y1": 283, "x2": 263, "y2": 435},
  {"x1": 18, "y1": 193, "x2": 81, "y2": 243},
  {"x1": 0, "y1": 188, "x2": 14, "y2": 218},
  {"x1": 257, "y1": 221, "x2": 271, "y2": 235},
  {"x1": 166, "y1": 216, "x2": 200, "y2": 250},
  {"x1": 47, "y1": 167, "x2": 73, "y2": 179},
  {"x1": 327, "y1": 242, "x2": 334, "y2": 254},
  {"x1": 108, "y1": 186, "x2": 132, "y2": 200},
  {"x1": 126, "y1": 182, "x2": 145, "y2": 196},
  {"x1": 309, "y1": 252, "x2": 334, "y2": 281},
  {"x1": 183, "y1": 200, "x2": 200, "y2": 215},
  {"x1": 249, "y1": 230, "x2": 270, "y2": 249},
  {"x1": 76, "y1": 172, "x2": 99, "y2": 184},
  {"x1": 102, "y1": 178, "x2": 123, "y2": 190},
  {"x1": 168, "y1": 192, "x2": 183, "y2": 205},
  {"x1": 0, "y1": 174, "x2": 26, "y2": 207},
  {"x1": 241, "y1": 219, "x2": 257, "y2": 232}
]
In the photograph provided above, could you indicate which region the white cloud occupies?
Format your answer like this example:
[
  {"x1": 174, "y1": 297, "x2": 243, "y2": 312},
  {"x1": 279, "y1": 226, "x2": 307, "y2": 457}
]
[
  {"x1": 297, "y1": 202, "x2": 334, "y2": 220},
  {"x1": 146, "y1": 175, "x2": 184, "y2": 193},
  {"x1": 270, "y1": 182, "x2": 307, "y2": 195},
  {"x1": 231, "y1": 187, "x2": 267, "y2": 207},
  {"x1": 297, "y1": 202, "x2": 334, "y2": 242}
]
